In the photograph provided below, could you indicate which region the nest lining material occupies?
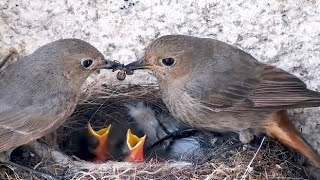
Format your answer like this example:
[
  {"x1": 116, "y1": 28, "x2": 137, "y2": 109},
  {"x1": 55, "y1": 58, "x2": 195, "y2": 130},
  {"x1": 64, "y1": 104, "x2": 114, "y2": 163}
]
[{"x1": 1, "y1": 84, "x2": 311, "y2": 179}]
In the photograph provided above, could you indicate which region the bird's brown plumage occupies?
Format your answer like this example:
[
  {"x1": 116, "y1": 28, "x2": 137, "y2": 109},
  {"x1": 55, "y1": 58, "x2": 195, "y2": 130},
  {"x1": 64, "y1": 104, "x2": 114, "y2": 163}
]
[
  {"x1": 0, "y1": 39, "x2": 116, "y2": 152},
  {"x1": 125, "y1": 35, "x2": 320, "y2": 167}
]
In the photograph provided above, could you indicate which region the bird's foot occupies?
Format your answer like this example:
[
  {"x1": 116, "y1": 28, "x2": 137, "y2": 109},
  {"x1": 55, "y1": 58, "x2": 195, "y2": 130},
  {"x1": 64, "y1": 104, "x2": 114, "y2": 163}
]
[{"x1": 239, "y1": 129, "x2": 254, "y2": 144}]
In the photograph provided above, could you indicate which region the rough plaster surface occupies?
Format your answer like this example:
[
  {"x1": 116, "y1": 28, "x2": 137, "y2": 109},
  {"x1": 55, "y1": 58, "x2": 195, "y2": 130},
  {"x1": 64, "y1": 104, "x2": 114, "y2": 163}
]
[{"x1": 0, "y1": 0, "x2": 319, "y2": 150}]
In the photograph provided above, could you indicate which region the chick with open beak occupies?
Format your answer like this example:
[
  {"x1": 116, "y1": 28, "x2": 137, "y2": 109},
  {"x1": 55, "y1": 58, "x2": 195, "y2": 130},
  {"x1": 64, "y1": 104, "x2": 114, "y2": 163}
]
[
  {"x1": 87, "y1": 123, "x2": 112, "y2": 163},
  {"x1": 125, "y1": 129, "x2": 146, "y2": 162}
]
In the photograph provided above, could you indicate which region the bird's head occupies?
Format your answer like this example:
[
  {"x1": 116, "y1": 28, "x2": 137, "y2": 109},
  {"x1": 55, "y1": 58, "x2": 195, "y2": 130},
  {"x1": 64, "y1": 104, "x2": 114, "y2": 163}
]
[
  {"x1": 31, "y1": 38, "x2": 122, "y2": 87},
  {"x1": 125, "y1": 35, "x2": 202, "y2": 86}
]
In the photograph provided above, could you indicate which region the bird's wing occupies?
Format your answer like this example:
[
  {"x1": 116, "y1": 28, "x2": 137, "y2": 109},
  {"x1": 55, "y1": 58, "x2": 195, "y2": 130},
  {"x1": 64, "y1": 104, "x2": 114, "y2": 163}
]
[
  {"x1": 0, "y1": 97, "x2": 72, "y2": 152},
  {"x1": 243, "y1": 66, "x2": 320, "y2": 110},
  {"x1": 0, "y1": 108, "x2": 37, "y2": 151},
  {"x1": 185, "y1": 50, "x2": 320, "y2": 111}
]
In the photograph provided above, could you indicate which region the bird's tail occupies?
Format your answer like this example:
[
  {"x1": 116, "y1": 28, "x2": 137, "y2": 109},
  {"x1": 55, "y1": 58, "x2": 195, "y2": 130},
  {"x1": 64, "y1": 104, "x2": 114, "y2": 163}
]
[
  {"x1": 299, "y1": 90, "x2": 320, "y2": 108},
  {"x1": 264, "y1": 110, "x2": 320, "y2": 168}
]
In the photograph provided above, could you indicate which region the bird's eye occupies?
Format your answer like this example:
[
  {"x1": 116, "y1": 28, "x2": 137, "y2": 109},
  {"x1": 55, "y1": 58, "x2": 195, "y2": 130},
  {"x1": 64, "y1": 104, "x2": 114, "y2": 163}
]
[
  {"x1": 161, "y1": 58, "x2": 175, "y2": 66},
  {"x1": 81, "y1": 59, "x2": 93, "y2": 69}
]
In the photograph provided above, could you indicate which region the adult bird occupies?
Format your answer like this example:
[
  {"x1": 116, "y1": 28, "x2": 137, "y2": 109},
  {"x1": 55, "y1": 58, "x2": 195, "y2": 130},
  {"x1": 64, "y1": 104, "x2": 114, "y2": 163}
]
[
  {"x1": 0, "y1": 39, "x2": 121, "y2": 171},
  {"x1": 125, "y1": 35, "x2": 320, "y2": 167}
]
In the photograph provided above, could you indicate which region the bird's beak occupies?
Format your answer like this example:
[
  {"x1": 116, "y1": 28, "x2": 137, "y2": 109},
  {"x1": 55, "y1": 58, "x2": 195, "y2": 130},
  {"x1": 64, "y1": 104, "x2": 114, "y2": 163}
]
[
  {"x1": 100, "y1": 59, "x2": 124, "y2": 71},
  {"x1": 87, "y1": 123, "x2": 112, "y2": 162},
  {"x1": 125, "y1": 129, "x2": 146, "y2": 162},
  {"x1": 124, "y1": 59, "x2": 160, "y2": 71}
]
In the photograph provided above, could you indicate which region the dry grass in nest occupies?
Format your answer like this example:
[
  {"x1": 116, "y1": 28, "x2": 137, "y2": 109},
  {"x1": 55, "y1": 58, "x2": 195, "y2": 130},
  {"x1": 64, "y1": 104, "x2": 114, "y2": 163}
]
[{"x1": 0, "y1": 84, "x2": 312, "y2": 179}]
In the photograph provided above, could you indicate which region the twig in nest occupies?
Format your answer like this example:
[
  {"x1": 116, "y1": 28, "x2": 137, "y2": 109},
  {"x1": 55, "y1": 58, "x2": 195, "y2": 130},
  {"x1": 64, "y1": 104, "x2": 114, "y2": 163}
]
[
  {"x1": 197, "y1": 141, "x2": 244, "y2": 164},
  {"x1": 0, "y1": 48, "x2": 17, "y2": 69},
  {"x1": 241, "y1": 136, "x2": 266, "y2": 180},
  {"x1": 87, "y1": 86, "x2": 121, "y2": 123},
  {"x1": 3, "y1": 161, "x2": 62, "y2": 180},
  {"x1": 156, "y1": 118, "x2": 172, "y2": 135},
  {"x1": 147, "y1": 129, "x2": 198, "y2": 151}
]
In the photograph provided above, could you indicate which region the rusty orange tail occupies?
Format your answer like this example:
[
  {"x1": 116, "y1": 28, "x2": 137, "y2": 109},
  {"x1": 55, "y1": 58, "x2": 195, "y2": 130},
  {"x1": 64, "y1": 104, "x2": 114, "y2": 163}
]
[{"x1": 264, "y1": 110, "x2": 320, "y2": 168}]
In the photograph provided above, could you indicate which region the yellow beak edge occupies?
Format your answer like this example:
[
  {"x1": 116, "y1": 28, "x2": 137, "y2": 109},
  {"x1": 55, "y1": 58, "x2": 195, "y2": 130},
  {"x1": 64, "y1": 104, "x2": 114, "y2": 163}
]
[
  {"x1": 87, "y1": 123, "x2": 112, "y2": 162},
  {"x1": 125, "y1": 129, "x2": 146, "y2": 162}
]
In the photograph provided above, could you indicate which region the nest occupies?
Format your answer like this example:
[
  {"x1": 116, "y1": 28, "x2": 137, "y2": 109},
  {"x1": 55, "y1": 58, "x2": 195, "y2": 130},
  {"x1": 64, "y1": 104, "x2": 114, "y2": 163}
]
[{"x1": 1, "y1": 84, "x2": 312, "y2": 179}]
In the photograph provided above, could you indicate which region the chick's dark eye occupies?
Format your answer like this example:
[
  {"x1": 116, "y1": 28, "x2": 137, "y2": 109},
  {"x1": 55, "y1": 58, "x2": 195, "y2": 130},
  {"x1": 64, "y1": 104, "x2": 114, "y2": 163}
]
[
  {"x1": 162, "y1": 58, "x2": 175, "y2": 66},
  {"x1": 81, "y1": 59, "x2": 93, "y2": 68}
]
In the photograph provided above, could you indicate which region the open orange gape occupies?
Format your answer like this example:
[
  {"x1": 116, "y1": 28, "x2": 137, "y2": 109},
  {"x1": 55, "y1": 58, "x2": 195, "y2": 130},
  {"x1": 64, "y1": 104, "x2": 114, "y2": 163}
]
[
  {"x1": 86, "y1": 123, "x2": 146, "y2": 163},
  {"x1": 87, "y1": 123, "x2": 112, "y2": 163},
  {"x1": 125, "y1": 129, "x2": 146, "y2": 162}
]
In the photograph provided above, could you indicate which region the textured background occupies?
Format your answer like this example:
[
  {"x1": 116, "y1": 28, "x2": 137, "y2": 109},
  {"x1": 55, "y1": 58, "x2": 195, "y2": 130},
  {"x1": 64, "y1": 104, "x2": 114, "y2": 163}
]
[{"x1": 1, "y1": 0, "x2": 319, "y2": 150}]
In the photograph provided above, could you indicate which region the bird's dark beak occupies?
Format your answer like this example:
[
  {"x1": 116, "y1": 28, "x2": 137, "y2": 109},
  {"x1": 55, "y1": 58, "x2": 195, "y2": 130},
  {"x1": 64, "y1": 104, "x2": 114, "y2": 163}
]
[
  {"x1": 125, "y1": 59, "x2": 159, "y2": 71},
  {"x1": 101, "y1": 59, "x2": 124, "y2": 71}
]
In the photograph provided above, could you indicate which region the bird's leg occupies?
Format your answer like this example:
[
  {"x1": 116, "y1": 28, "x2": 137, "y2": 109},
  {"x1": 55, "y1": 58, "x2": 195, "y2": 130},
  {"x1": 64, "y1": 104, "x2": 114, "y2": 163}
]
[
  {"x1": 238, "y1": 129, "x2": 254, "y2": 144},
  {"x1": 42, "y1": 131, "x2": 60, "y2": 150},
  {"x1": 0, "y1": 47, "x2": 17, "y2": 69},
  {"x1": 0, "y1": 148, "x2": 61, "y2": 180}
]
